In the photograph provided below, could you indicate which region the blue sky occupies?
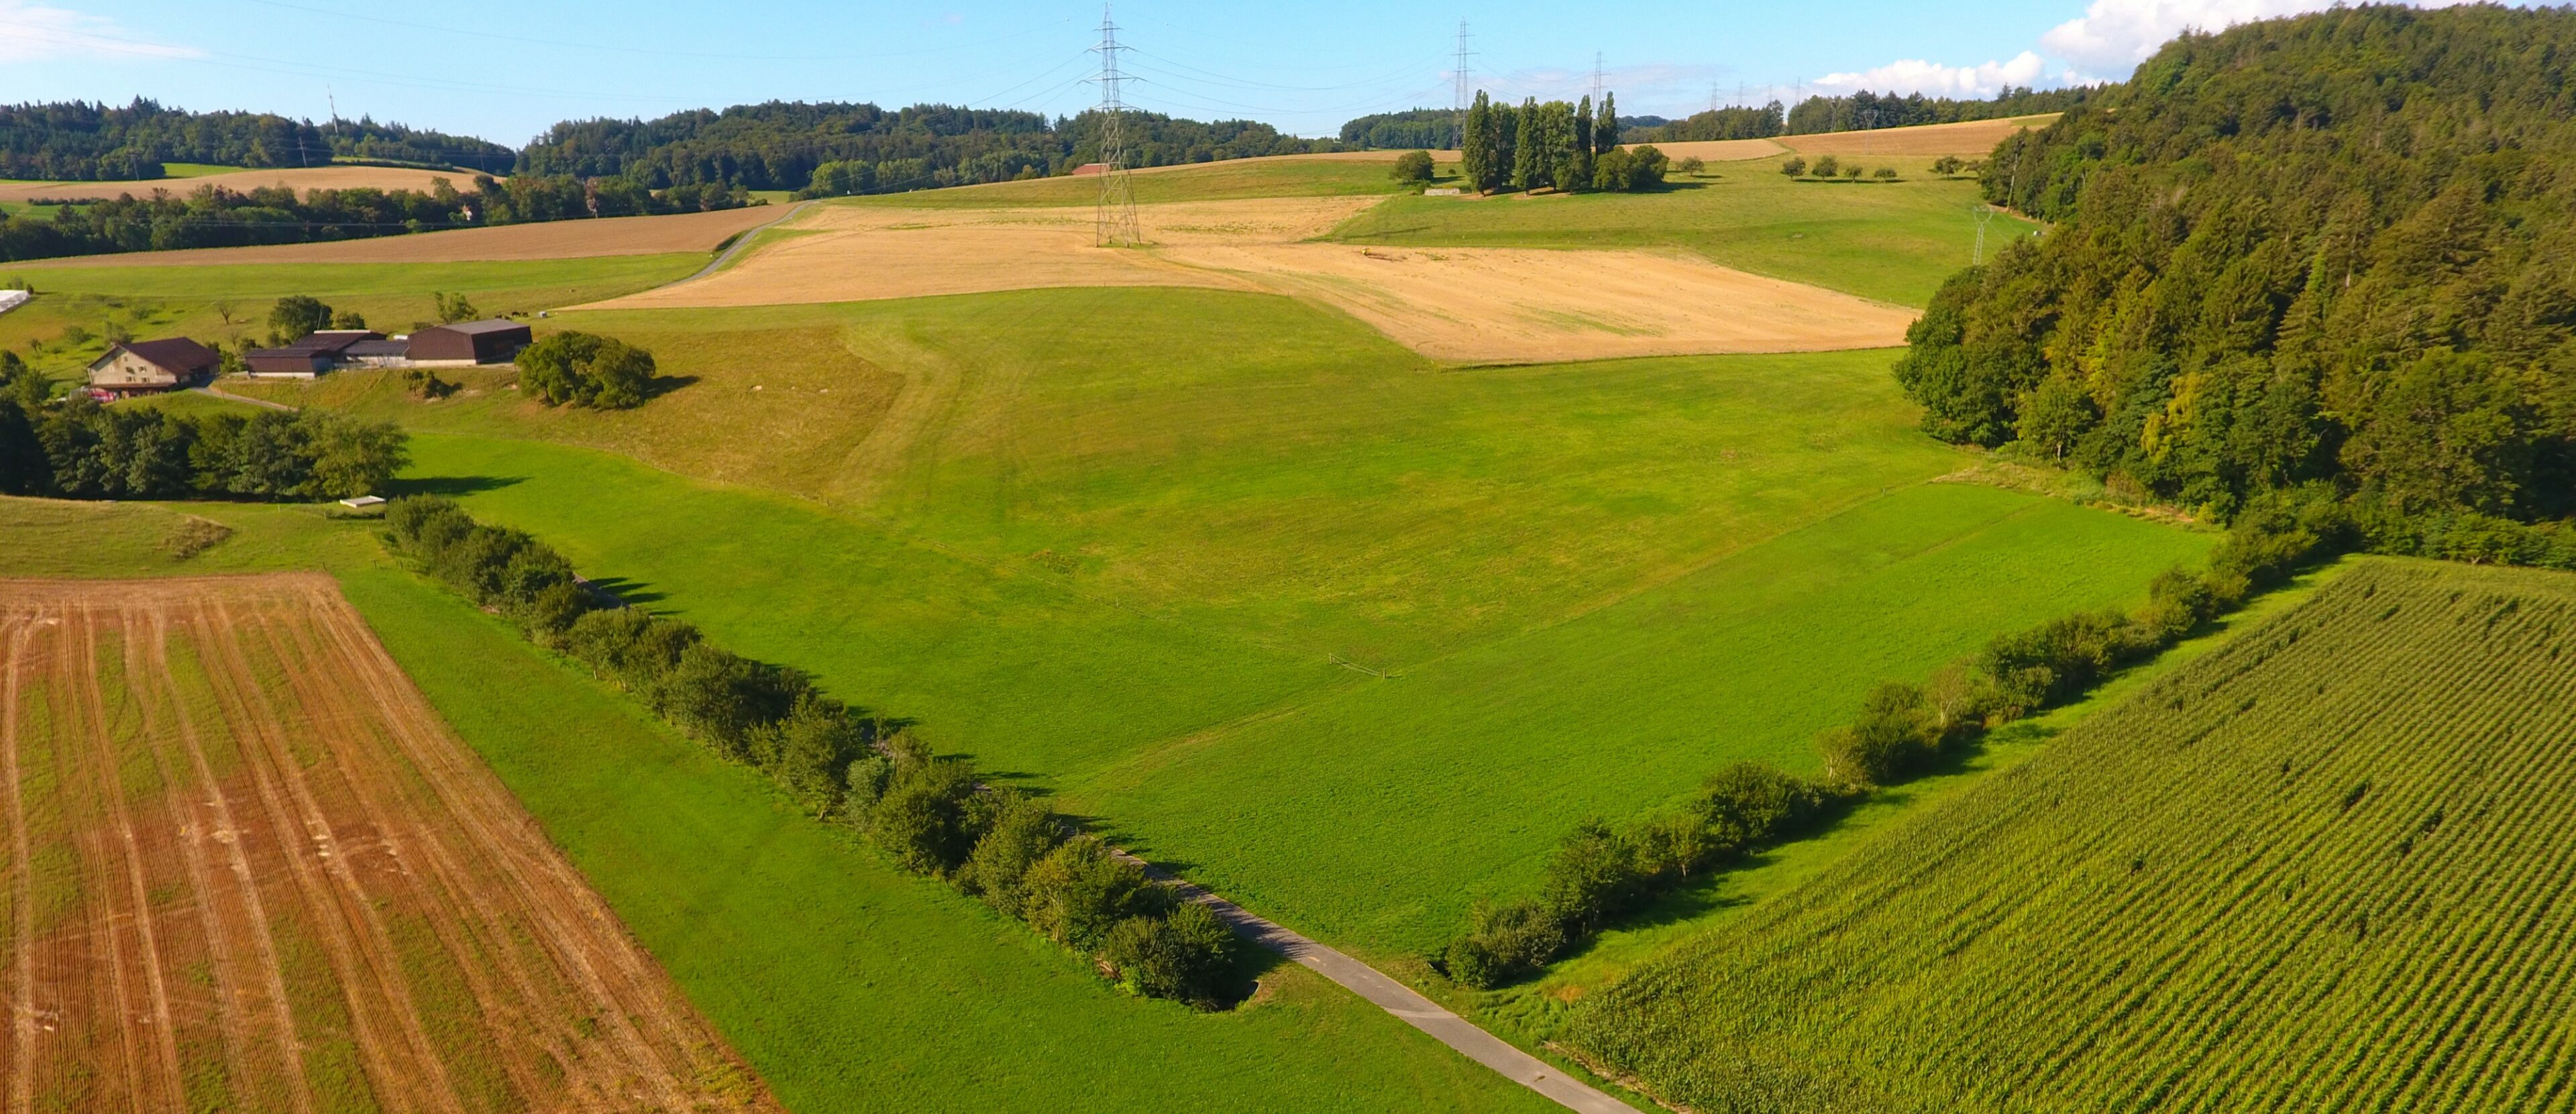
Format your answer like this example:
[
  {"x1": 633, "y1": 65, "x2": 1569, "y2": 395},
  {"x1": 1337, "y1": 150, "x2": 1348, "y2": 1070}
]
[{"x1": 0, "y1": 0, "x2": 2416, "y2": 144}]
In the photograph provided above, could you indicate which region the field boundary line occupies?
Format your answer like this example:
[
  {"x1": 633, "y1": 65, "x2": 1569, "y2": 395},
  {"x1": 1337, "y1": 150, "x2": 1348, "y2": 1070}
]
[{"x1": 1113, "y1": 850, "x2": 1640, "y2": 1114}]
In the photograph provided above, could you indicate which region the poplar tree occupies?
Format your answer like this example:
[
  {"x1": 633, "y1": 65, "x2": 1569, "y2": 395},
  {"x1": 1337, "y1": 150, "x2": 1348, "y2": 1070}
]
[
  {"x1": 1597, "y1": 92, "x2": 1619, "y2": 156},
  {"x1": 1461, "y1": 91, "x2": 1493, "y2": 190},
  {"x1": 1512, "y1": 98, "x2": 1544, "y2": 190},
  {"x1": 1487, "y1": 98, "x2": 1519, "y2": 191}
]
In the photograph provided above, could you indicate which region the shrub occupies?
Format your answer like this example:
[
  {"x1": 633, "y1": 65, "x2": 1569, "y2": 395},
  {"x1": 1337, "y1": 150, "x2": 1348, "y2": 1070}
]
[
  {"x1": 517, "y1": 331, "x2": 655, "y2": 409},
  {"x1": 1872, "y1": 166, "x2": 1897, "y2": 180},
  {"x1": 956, "y1": 793, "x2": 1066, "y2": 911},
  {"x1": 1389, "y1": 150, "x2": 1435, "y2": 183},
  {"x1": 1677, "y1": 156, "x2": 1706, "y2": 176},
  {"x1": 1444, "y1": 899, "x2": 1566, "y2": 988},
  {"x1": 1843, "y1": 164, "x2": 1866, "y2": 180},
  {"x1": 1931, "y1": 155, "x2": 1964, "y2": 176},
  {"x1": 1809, "y1": 155, "x2": 1839, "y2": 177},
  {"x1": 1106, "y1": 902, "x2": 1238, "y2": 1006},
  {"x1": 1780, "y1": 156, "x2": 1807, "y2": 176},
  {"x1": 1019, "y1": 836, "x2": 1169, "y2": 951},
  {"x1": 1695, "y1": 761, "x2": 1831, "y2": 847},
  {"x1": 867, "y1": 755, "x2": 985, "y2": 876}
]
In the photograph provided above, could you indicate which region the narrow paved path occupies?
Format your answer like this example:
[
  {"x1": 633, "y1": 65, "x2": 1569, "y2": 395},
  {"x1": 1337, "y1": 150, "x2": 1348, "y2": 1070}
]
[
  {"x1": 1118, "y1": 853, "x2": 1640, "y2": 1114},
  {"x1": 193, "y1": 385, "x2": 296, "y2": 411},
  {"x1": 660, "y1": 201, "x2": 812, "y2": 288}
]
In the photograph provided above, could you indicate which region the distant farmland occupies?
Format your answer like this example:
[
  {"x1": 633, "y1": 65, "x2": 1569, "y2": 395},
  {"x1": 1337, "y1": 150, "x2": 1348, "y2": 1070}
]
[
  {"x1": 1567, "y1": 559, "x2": 2576, "y2": 1113},
  {"x1": 0, "y1": 574, "x2": 769, "y2": 1114}
]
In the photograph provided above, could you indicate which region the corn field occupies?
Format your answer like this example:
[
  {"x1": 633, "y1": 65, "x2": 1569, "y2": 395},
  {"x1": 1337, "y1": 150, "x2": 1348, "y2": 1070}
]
[{"x1": 1564, "y1": 559, "x2": 2576, "y2": 1113}]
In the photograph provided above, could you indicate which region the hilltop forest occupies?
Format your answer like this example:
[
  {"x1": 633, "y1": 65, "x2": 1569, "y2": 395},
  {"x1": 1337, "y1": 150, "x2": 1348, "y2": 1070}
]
[
  {"x1": 0, "y1": 99, "x2": 517, "y2": 179},
  {"x1": 1902, "y1": 3, "x2": 2576, "y2": 566},
  {"x1": 516, "y1": 102, "x2": 1335, "y2": 193}
]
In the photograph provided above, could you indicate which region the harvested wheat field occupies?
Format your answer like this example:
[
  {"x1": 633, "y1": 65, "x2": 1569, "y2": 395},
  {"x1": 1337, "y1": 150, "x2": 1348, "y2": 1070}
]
[
  {"x1": 586, "y1": 196, "x2": 1914, "y2": 361},
  {"x1": 0, "y1": 574, "x2": 772, "y2": 1114},
  {"x1": 19, "y1": 206, "x2": 786, "y2": 269},
  {"x1": 1621, "y1": 137, "x2": 1788, "y2": 162},
  {"x1": 1776, "y1": 113, "x2": 2059, "y2": 157},
  {"x1": 0, "y1": 166, "x2": 484, "y2": 207}
]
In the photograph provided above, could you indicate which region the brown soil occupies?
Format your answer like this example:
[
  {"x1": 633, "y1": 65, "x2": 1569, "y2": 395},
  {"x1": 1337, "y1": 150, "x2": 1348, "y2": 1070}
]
[
  {"x1": 1622, "y1": 138, "x2": 1788, "y2": 162},
  {"x1": 0, "y1": 574, "x2": 774, "y2": 1113},
  {"x1": 0, "y1": 166, "x2": 486, "y2": 207},
  {"x1": 1776, "y1": 114, "x2": 2059, "y2": 157},
  {"x1": 580, "y1": 197, "x2": 1913, "y2": 363},
  {"x1": 18, "y1": 207, "x2": 784, "y2": 268}
]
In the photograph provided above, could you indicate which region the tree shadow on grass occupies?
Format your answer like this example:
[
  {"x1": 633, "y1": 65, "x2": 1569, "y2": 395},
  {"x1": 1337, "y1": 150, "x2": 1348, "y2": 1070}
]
[
  {"x1": 388, "y1": 474, "x2": 525, "y2": 498},
  {"x1": 644, "y1": 373, "x2": 698, "y2": 401},
  {"x1": 579, "y1": 575, "x2": 666, "y2": 607}
]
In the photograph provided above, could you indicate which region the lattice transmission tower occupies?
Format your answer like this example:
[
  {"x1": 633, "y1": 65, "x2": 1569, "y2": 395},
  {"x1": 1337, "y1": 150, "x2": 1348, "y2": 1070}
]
[
  {"x1": 1091, "y1": 6, "x2": 1142, "y2": 247},
  {"x1": 1452, "y1": 21, "x2": 1472, "y2": 146}
]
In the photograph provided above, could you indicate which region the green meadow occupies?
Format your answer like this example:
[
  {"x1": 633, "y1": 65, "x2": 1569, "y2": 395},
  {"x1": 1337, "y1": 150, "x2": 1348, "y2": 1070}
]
[
  {"x1": 0, "y1": 496, "x2": 1558, "y2": 1114},
  {"x1": 1330, "y1": 157, "x2": 2035, "y2": 306},
  {"x1": 229, "y1": 281, "x2": 2213, "y2": 960}
]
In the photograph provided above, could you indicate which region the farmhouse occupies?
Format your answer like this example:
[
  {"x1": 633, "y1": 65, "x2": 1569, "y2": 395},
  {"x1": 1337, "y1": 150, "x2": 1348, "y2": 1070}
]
[
  {"x1": 407, "y1": 319, "x2": 533, "y2": 366},
  {"x1": 241, "y1": 318, "x2": 533, "y2": 377},
  {"x1": 85, "y1": 337, "x2": 219, "y2": 398}
]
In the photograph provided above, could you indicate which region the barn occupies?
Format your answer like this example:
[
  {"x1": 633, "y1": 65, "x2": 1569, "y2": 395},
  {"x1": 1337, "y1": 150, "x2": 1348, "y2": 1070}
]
[
  {"x1": 246, "y1": 330, "x2": 384, "y2": 376},
  {"x1": 407, "y1": 319, "x2": 533, "y2": 366},
  {"x1": 85, "y1": 338, "x2": 220, "y2": 398}
]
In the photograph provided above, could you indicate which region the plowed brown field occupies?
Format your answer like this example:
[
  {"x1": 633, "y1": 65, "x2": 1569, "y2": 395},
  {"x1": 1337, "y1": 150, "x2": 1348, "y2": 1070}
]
[
  {"x1": 0, "y1": 574, "x2": 772, "y2": 1114},
  {"x1": 1776, "y1": 114, "x2": 2058, "y2": 157}
]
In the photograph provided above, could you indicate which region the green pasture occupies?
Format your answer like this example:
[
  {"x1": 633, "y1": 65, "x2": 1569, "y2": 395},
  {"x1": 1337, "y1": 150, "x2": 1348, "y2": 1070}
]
[
  {"x1": 844, "y1": 155, "x2": 1417, "y2": 209},
  {"x1": 0, "y1": 495, "x2": 1557, "y2": 1114},
  {"x1": 250, "y1": 283, "x2": 2219, "y2": 960},
  {"x1": 1329, "y1": 157, "x2": 2035, "y2": 306}
]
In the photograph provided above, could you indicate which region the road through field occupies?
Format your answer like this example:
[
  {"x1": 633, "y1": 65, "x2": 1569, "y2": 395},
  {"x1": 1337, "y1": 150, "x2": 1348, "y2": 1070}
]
[
  {"x1": 1120, "y1": 852, "x2": 1639, "y2": 1114},
  {"x1": 0, "y1": 574, "x2": 772, "y2": 1113}
]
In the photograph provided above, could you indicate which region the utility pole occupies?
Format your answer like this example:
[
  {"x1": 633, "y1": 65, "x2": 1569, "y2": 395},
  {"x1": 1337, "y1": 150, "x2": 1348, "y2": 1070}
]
[
  {"x1": 1453, "y1": 21, "x2": 1472, "y2": 148},
  {"x1": 1091, "y1": 5, "x2": 1142, "y2": 247}
]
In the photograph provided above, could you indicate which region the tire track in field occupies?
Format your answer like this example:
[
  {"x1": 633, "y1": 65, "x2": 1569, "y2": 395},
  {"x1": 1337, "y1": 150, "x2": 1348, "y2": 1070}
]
[
  {"x1": 2, "y1": 608, "x2": 41, "y2": 1114},
  {"x1": 149, "y1": 604, "x2": 319, "y2": 1114},
  {"x1": 68, "y1": 604, "x2": 189, "y2": 1111}
]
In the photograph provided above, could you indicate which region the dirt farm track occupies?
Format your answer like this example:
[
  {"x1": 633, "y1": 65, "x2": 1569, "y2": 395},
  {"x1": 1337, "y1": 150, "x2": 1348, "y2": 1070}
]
[{"x1": 0, "y1": 574, "x2": 771, "y2": 1113}]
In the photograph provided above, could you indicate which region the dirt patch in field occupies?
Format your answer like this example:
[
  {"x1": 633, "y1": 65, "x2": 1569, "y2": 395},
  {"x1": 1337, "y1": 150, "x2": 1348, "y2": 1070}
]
[
  {"x1": 0, "y1": 574, "x2": 774, "y2": 1113},
  {"x1": 581, "y1": 197, "x2": 1912, "y2": 362},
  {"x1": 0, "y1": 166, "x2": 486, "y2": 206},
  {"x1": 17, "y1": 206, "x2": 783, "y2": 268},
  {"x1": 1777, "y1": 114, "x2": 2059, "y2": 158}
]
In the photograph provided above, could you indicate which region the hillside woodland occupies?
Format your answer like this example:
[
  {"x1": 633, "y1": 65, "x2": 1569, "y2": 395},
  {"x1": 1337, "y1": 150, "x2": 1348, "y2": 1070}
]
[
  {"x1": 518, "y1": 102, "x2": 1336, "y2": 194},
  {"x1": 1901, "y1": 3, "x2": 2576, "y2": 565},
  {"x1": 1624, "y1": 86, "x2": 2092, "y2": 144},
  {"x1": 0, "y1": 99, "x2": 517, "y2": 178}
]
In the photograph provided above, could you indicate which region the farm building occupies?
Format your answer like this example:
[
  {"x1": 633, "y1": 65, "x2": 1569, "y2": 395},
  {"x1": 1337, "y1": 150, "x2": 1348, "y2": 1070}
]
[
  {"x1": 246, "y1": 330, "x2": 388, "y2": 376},
  {"x1": 85, "y1": 337, "x2": 219, "y2": 398},
  {"x1": 407, "y1": 319, "x2": 532, "y2": 366}
]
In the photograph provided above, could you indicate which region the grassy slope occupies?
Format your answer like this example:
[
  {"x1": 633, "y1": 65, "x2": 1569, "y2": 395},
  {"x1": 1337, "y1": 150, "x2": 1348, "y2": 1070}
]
[
  {"x1": 1330, "y1": 158, "x2": 2036, "y2": 307},
  {"x1": 842, "y1": 156, "x2": 1417, "y2": 209},
  {"x1": 341, "y1": 284, "x2": 2210, "y2": 956},
  {"x1": 0, "y1": 494, "x2": 1561, "y2": 1114},
  {"x1": 1566, "y1": 558, "x2": 2576, "y2": 1113},
  {"x1": 0, "y1": 255, "x2": 703, "y2": 383}
]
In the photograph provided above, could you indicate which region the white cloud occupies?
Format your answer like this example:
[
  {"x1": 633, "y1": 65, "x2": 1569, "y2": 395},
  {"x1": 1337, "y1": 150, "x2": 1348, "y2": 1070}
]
[
  {"x1": 0, "y1": 0, "x2": 198, "y2": 63},
  {"x1": 1816, "y1": 51, "x2": 2049, "y2": 98}
]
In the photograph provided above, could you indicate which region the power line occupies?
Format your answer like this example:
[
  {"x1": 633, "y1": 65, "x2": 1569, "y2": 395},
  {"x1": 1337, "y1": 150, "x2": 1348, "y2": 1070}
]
[{"x1": 1089, "y1": 7, "x2": 1140, "y2": 248}]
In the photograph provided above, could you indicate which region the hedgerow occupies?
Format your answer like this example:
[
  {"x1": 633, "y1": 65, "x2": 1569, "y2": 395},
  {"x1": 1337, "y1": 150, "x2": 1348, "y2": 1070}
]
[{"x1": 384, "y1": 496, "x2": 1242, "y2": 1007}]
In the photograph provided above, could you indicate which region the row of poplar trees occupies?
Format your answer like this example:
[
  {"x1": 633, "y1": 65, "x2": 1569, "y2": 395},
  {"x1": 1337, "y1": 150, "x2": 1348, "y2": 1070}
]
[{"x1": 1458, "y1": 90, "x2": 1621, "y2": 194}]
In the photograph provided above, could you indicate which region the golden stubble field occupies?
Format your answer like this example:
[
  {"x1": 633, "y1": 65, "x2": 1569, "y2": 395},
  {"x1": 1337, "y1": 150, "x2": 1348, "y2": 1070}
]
[
  {"x1": 0, "y1": 166, "x2": 482, "y2": 207},
  {"x1": 581, "y1": 196, "x2": 1918, "y2": 363},
  {"x1": 0, "y1": 573, "x2": 772, "y2": 1114}
]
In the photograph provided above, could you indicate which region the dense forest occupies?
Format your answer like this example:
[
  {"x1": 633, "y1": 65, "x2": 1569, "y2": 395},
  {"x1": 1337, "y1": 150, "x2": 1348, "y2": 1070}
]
[
  {"x1": 1903, "y1": 3, "x2": 2576, "y2": 566},
  {"x1": 518, "y1": 101, "x2": 1337, "y2": 194},
  {"x1": 0, "y1": 99, "x2": 516, "y2": 179}
]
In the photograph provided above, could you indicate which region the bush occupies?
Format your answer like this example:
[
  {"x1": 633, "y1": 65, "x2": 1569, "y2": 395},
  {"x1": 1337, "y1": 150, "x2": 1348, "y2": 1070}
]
[
  {"x1": 1594, "y1": 145, "x2": 1668, "y2": 192},
  {"x1": 1695, "y1": 761, "x2": 1831, "y2": 847},
  {"x1": 1390, "y1": 150, "x2": 1435, "y2": 184},
  {"x1": 1018, "y1": 835, "x2": 1169, "y2": 950},
  {"x1": 1676, "y1": 156, "x2": 1706, "y2": 176},
  {"x1": 1872, "y1": 166, "x2": 1897, "y2": 180},
  {"x1": 1780, "y1": 156, "x2": 1807, "y2": 176},
  {"x1": 1444, "y1": 899, "x2": 1567, "y2": 989},
  {"x1": 867, "y1": 755, "x2": 985, "y2": 876},
  {"x1": 1931, "y1": 155, "x2": 1964, "y2": 176},
  {"x1": 517, "y1": 331, "x2": 655, "y2": 409},
  {"x1": 1809, "y1": 155, "x2": 1839, "y2": 177},
  {"x1": 1106, "y1": 902, "x2": 1238, "y2": 1006},
  {"x1": 956, "y1": 793, "x2": 1066, "y2": 911}
]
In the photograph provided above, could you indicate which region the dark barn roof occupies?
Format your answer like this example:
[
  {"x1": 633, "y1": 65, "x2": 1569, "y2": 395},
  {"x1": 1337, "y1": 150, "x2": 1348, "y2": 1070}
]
[{"x1": 113, "y1": 337, "x2": 219, "y2": 374}]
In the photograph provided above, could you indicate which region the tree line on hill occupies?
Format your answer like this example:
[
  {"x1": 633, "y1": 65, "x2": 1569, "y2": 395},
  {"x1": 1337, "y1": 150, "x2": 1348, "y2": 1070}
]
[
  {"x1": 1615, "y1": 85, "x2": 2093, "y2": 145},
  {"x1": 1903, "y1": 3, "x2": 2576, "y2": 571},
  {"x1": 1442, "y1": 505, "x2": 2333, "y2": 987},
  {"x1": 0, "y1": 174, "x2": 747, "y2": 263},
  {"x1": 0, "y1": 352, "x2": 407, "y2": 500},
  {"x1": 385, "y1": 497, "x2": 1248, "y2": 1007},
  {"x1": 1458, "y1": 91, "x2": 1669, "y2": 193},
  {"x1": 521, "y1": 101, "x2": 1338, "y2": 197},
  {"x1": 0, "y1": 99, "x2": 516, "y2": 180}
]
